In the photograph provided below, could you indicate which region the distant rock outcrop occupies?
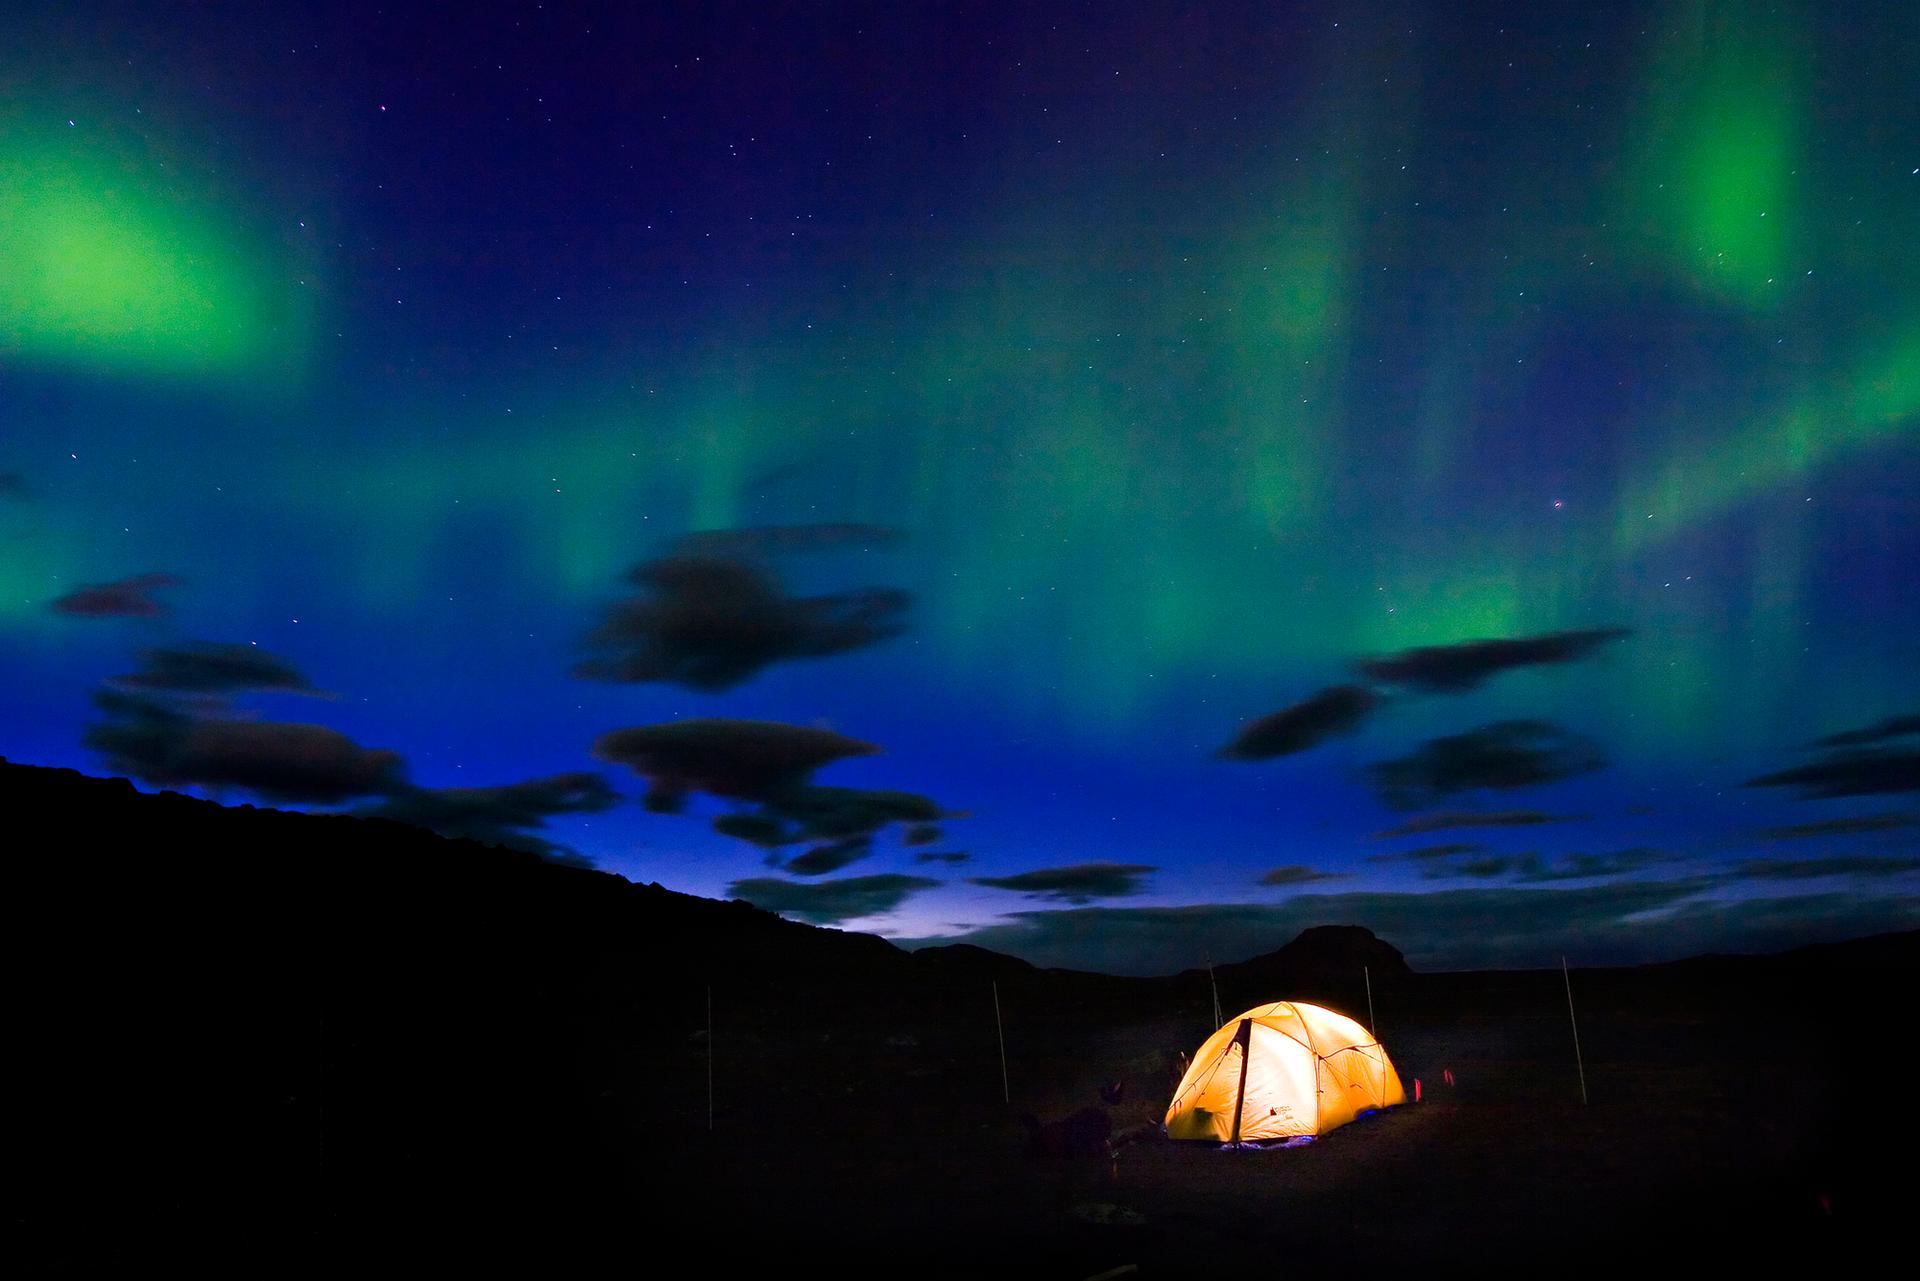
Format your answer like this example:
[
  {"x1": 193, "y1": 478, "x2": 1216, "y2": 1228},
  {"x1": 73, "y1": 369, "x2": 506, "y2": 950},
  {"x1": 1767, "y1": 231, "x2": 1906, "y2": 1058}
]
[
  {"x1": 1249, "y1": 924, "x2": 1412, "y2": 979},
  {"x1": 1178, "y1": 925, "x2": 1413, "y2": 1020}
]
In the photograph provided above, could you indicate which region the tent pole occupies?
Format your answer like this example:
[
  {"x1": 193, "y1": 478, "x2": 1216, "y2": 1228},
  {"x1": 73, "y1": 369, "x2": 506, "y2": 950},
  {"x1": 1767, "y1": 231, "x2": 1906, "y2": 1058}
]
[
  {"x1": 1364, "y1": 966, "x2": 1385, "y2": 1109},
  {"x1": 1561, "y1": 956, "x2": 1588, "y2": 1106},
  {"x1": 993, "y1": 980, "x2": 1010, "y2": 1105},
  {"x1": 706, "y1": 984, "x2": 714, "y2": 1131},
  {"x1": 1206, "y1": 953, "x2": 1222, "y2": 1028},
  {"x1": 1228, "y1": 1019, "x2": 1253, "y2": 1145}
]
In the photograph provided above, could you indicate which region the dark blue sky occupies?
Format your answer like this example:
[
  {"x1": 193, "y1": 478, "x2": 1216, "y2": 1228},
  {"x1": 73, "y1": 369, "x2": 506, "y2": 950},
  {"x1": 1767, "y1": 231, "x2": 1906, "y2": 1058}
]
[{"x1": 4, "y1": 0, "x2": 1918, "y2": 971}]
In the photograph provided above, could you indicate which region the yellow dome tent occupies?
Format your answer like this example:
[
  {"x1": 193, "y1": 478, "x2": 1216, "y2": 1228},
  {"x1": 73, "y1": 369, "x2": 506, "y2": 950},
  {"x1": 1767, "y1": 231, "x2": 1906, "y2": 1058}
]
[{"x1": 1165, "y1": 1001, "x2": 1407, "y2": 1143}]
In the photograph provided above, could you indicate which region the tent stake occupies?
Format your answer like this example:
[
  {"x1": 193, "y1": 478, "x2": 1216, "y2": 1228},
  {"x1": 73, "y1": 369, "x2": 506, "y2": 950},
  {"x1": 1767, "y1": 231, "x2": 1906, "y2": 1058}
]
[
  {"x1": 1561, "y1": 956, "x2": 1588, "y2": 1106},
  {"x1": 992, "y1": 980, "x2": 1010, "y2": 1105},
  {"x1": 1364, "y1": 965, "x2": 1376, "y2": 1040}
]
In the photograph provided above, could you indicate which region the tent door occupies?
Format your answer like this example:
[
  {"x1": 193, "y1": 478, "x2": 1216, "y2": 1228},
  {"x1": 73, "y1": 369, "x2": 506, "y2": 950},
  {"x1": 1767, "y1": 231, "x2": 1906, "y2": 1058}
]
[{"x1": 1227, "y1": 1018, "x2": 1254, "y2": 1144}]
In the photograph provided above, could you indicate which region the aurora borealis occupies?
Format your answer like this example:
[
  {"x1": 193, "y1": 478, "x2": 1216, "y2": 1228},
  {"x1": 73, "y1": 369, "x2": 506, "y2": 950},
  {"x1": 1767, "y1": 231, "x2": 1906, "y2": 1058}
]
[{"x1": 3, "y1": 0, "x2": 1917, "y2": 971}]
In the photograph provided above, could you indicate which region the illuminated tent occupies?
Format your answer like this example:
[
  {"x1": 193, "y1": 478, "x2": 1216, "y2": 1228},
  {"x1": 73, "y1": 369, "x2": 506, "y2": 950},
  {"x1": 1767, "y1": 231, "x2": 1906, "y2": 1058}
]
[{"x1": 1164, "y1": 1000, "x2": 1406, "y2": 1143}]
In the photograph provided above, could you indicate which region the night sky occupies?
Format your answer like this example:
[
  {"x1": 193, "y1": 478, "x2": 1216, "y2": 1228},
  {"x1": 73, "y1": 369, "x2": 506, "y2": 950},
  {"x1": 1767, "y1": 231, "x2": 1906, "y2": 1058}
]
[{"x1": 4, "y1": 1, "x2": 1918, "y2": 972}]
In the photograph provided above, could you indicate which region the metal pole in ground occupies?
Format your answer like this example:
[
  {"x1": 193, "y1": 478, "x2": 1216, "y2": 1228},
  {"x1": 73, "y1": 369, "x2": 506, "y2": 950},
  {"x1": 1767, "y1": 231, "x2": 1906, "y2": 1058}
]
[
  {"x1": 1364, "y1": 964, "x2": 1377, "y2": 1039},
  {"x1": 1562, "y1": 956, "x2": 1588, "y2": 1105},
  {"x1": 993, "y1": 980, "x2": 1010, "y2": 1105}
]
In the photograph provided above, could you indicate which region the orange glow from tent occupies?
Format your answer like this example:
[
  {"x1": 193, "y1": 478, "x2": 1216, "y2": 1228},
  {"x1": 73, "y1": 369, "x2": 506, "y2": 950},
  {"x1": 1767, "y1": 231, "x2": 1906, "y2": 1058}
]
[{"x1": 1164, "y1": 1001, "x2": 1407, "y2": 1143}]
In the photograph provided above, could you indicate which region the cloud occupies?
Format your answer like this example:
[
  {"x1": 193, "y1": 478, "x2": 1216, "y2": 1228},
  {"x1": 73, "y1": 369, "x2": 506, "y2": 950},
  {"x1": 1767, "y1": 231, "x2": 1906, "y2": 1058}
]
[
  {"x1": 1747, "y1": 748, "x2": 1920, "y2": 799},
  {"x1": 1521, "y1": 848, "x2": 1672, "y2": 881},
  {"x1": 85, "y1": 688, "x2": 405, "y2": 804},
  {"x1": 593, "y1": 719, "x2": 879, "y2": 810},
  {"x1": 1727, "y1": 855, "x2": 1920, "y2": 880},
  {"x1": 969, "y1": 862, "x2": 1157, "y2": 904},
  {"x1": 1813, "y1": 713, "x2": 1920, "y2": 749},
  {"x1": 726, "y1": 873, "x2": 941, "y2": 925},
  {"x1": 779, "y1": 836, "x2": 875, "y2": 877},
  {"x1": 1256, "y1": 865, "x2": 1348, "y2": 887},
  {"x1": 359, "y1": 772, "x2": 619, "y2": 864},
  {"x1": 1385, "y1": 844, "x2": 1670, "y2": 883},
  {"x1": 715, "y1": 783, "x2": 947, "y2": 852},
  {"x1": 895, "y1": 881, "x2": 1919, "y2": 974},
  {"x1": 1370, "y1": 720, "x2": 1606, "y2": 810},
  {"x1": 1440, "y1": 854, "x2": 1538, "y2": 879},
  {"x1": 914, "y1": 851, "x2": 972, "y2": 864},
  {"x1": 671, "y1": 523, "x2": 905, "y2": 558},
  {"x1": 1355, "y1": 627, "x2": 1630, "y2": 694},
  {"x1": 1215, "y1": 627, "x2": 1628, "y2": 766},
  {"x1": 1374, "y1": 842, "x2": 1485, "y2": 862},
  {"x1": 738, "y1": 784, "x2": 946, "y2": 844},
  {"x1": 594, "y1": 718, "x2": 950, "y2": 852},
  {"x1": 1372, "y1": 809, "x2": 1577, "y2": 839},
  {"x1": 1218, "y1": 685, "x2": 1380, "y2": 760},
  {"x1": 0, "y1": 471, "x2": 28, "y2": 500},
  {"x1": 904, "y1": 823, "x2": 943, "y2": 846},
  {"x1": 1761, "y1": 814, "x2": 1916, "y2": 840},
  {"x1": 711, "y1": 812, "x2": 791, "y2": 846},
  {"x1": 1751, "y1": 712, "x2": 1920, "y2": 799},
  {"x1": 574, "y1": 551, "x2": 909, "y2": 691},
  {"x1": 50, "y1": 572, "x2": 182, "y2": 618},
  {"x1": 111, "y1": 642, "x2": 323, "y2": 698}
]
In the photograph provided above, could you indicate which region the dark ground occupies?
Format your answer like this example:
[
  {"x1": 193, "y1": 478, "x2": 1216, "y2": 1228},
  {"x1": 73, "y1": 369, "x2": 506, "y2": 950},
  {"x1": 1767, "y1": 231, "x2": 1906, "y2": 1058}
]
[{"x1": 6, "y1": 760, "x2": 1912, "y2": 1276}]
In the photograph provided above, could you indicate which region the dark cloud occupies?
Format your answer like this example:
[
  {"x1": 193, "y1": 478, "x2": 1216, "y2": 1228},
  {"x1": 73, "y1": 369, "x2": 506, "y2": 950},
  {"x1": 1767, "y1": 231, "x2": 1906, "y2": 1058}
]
[
  {"x1": 914, "y1": 850, "x2": 972, "y2": 865},
  {"x1": 1813, "y1": 713, "x2": 1920, "y2": 749},
  {"x1": 111, "y1": 642, "x2": 323, "y2": 698},
  {"x1": 779, "y1": 836, "x2": 875, "y2": 877},
  {"x1": 726, "y1": 873, "x2": 941, "y2": 925},
  {"x1": 671, "y1": 523, "x2": 905, "y2": 558},
  {"x1": 739, "y1": 784, "x2": 945, "y2": 844},
  {"x1": 1374, "y1": 842, "x2": 1485, "y2": 862},
  {"x1": 0, "y1": 471, "x2": 28, "y2": 500},
  {"x1": 896, "y1": 881, "x2": 1918, "y2": 975},
  {"x1": 717, "y1": 785, "x2": 947, "y2": 850},
  {"x1": 1372, "y1": 809, "x2": 1577, "y2": 839},
  {"x1": 1521, "y1": 848, "x2": 1672, "y2": 882},
  {"x1": 1747, "y1": 748, "x2": 1920, "y2": 799},
  {"x1": 1761, "y1": 814, "x2": 1916, "y2": 840},
  {"x1": 1390, "y1": 844, "x2": 1670, "y2": 883},
  {"x1": 970, "y1": 862, "x2": 1157, "y2": 904},
  {"x1": 593, "y1": 719, "x2": 879, "y2": 810},
  {"x1": 1440, "y1": 854, "x2": 1536, "y2": 879},
  {"x1": 904, "y1": 823, "x2": 943, "y2": 846},
  {"x1": 1751, "y1": 713, "x2": 1920, "y2": 799},
  {"x1": 1370, "y1": 720, "x2": 1605, "y2": 810},
  {"x1": 85, "y1": 688, "x2": 405, "y2": 804},
  {"x1": 1218, "y1": 685, "x2": 1380, "y2": 760},
  {"x1": 1256, "y1": 865, "x2": 1348, "y2": 887},
  {"x1": 574, "y1": 552, "x2": 908, "y2": 691},
  {"x1": 1216, "y1": 628, "x2": 1627, "y2": 768},
  {"x1": 1727, "y1": 855, "x2": 1920, "y2": 880},
  {"x1": 712, "y1": 812, "x2": 791, "y2": 846},
  {"x1": 1355, "y1": 627, "x2": 1631, "y2": 694},
  {"x1": 595, "y1": 719, "x2": 950, "y2": 852},
  {"x1": 359, "y1": 772, "x2": 619, "y2": 864},
  {"x1": 50, "y1": 572, "x2": 182, "y2": 618}
]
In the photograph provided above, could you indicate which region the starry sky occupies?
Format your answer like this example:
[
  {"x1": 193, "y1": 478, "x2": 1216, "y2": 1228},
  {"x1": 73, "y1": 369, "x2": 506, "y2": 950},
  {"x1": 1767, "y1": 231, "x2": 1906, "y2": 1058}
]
[{"x1": 4, "y1": 0, "x2": 1918, "y2": 972}]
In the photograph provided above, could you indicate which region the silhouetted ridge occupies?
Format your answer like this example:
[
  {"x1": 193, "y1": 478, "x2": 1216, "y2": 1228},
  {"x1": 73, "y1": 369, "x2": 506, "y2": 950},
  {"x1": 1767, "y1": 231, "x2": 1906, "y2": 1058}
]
[{"x1": 0, "y1": 759, "x2": 957, "y2": 1267}]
